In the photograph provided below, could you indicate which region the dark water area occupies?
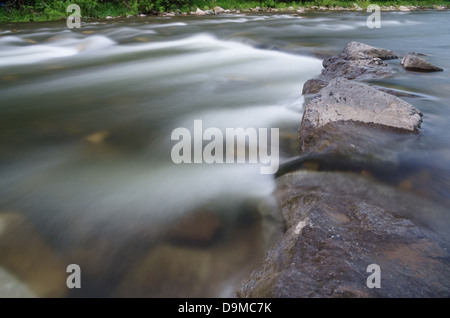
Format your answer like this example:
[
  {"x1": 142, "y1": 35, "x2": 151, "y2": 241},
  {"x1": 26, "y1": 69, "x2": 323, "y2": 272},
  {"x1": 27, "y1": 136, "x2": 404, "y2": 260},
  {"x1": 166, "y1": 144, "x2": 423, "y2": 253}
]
[{"x1": 0, "y1": 11, "x2": 449, "y2": 297}]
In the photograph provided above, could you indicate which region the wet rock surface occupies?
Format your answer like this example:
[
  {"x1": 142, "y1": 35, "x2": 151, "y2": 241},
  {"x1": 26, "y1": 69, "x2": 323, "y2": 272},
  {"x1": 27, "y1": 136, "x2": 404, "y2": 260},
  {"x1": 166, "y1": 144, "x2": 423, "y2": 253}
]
[
  {"x1": 301, "y1": 77, "x2": 422, "y2": 134},
  {"x1": 302, "y1": 42, "x2": 398, "y2": 95},
  {"x1": 0, "y1": 267, "x2": 36, "y2": 298},
  {"x1": 320, "y1": 54, "x2": 392, "y2": 81},
  {"x1": 299, "y1": 77, "x2": 422, "y2": 163},
  {"x1": 302, "y1": 78, "x2": 329, "y2": 95},
  {"x1": 237, "y1": 171, "x2": 450, "y2": 298},
  {"x1": 114, "y1": 211, "x2": 269, "y2": 297},
  {"x1": 165, "y1": 211, "x2": 223, "y2": 246}
]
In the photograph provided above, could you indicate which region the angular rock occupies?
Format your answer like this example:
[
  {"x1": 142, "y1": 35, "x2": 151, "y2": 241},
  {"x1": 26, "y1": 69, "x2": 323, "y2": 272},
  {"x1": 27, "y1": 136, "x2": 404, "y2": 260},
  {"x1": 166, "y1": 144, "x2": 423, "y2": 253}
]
[
  {"x1": 191, "y1": 8, "x2": 206, "y2": 16},
  {"x1": 165, "y1": 211, "x2": 222, "y2": 245},
  {"x1": 302, "y1": 78, "x2": 329, "y2": 95},
  {"x1": 321, "y1": 54, "x2": 392, "y2": 81},
  {"x1": 352, "y1": 3, "x2": 363, "y2": 11},
  {"x1": 300, "y1": 77, "x2": 422, "y2": 136},
  {"x1": 343, "y1": 41, "x2": 398, "y2": 60},
  {"x1": 401, "y1": 54, "x2": 443, "y2": 72},
  {"x1": 0, "y1": 267, "x2": 36, "y2": 298},
  {"x1": 237, "y1": 171, "x2": 450, "y2": 298},
  {"x1": 298, "y1": 78, "x2": 423, "y2": 162}
]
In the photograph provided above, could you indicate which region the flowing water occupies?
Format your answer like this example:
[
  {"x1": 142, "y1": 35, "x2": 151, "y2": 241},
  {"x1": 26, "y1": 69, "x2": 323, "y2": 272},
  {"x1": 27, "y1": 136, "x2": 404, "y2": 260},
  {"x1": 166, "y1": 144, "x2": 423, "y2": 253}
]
[{"x1": 0, "y1": 11, "x2": 449, "y2": 297}]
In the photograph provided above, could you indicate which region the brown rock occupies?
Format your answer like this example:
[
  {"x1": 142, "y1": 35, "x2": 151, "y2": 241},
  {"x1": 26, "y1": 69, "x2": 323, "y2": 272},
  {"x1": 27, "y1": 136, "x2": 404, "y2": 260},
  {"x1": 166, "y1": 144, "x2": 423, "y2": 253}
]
[
  {"x1": 165, "y1": 211, "x2": 222, "y2": 245},
  {"x1": 0, "y1": 267, "x2": 36, "y2": 297},
  {"x1": 299, "y1": 78, "x2": 422, "y2": 157},
  {"x1": 237, "y1": 171, "x2": 450, "y2": 298},
  {"x1": 113, "y1": 213, "x2": 269, "y2": 297},
  {"x1": 0, "y1": 212, "x2": 68, "y2": 297},
  {"x1": 302, "y1": 78, "x2": 329, "y2": 95},
  {"x1": 320, "y1": 55, "x2": 392, "y2": 81}
]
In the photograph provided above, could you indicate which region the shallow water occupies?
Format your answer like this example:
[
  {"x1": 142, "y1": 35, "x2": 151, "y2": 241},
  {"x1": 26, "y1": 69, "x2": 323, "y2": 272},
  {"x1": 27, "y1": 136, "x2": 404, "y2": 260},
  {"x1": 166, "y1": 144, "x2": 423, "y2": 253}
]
[{"x1": 0, "y1": 11, "x2": 449, "y2": 297}]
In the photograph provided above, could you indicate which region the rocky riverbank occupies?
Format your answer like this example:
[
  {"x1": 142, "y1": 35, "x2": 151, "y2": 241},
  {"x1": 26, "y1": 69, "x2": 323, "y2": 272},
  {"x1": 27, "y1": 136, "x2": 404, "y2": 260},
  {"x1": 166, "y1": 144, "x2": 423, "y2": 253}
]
[{"x1": 237, "y1": 42, "x2": 450, "y2": 297}]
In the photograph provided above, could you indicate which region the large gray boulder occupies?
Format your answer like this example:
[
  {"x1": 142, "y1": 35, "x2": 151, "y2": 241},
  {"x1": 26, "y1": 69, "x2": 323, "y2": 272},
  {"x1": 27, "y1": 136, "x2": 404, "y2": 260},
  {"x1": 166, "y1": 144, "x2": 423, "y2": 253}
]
[
  {"x1": 299, "y1": 78, "x2": 422, "y2": 155},
  {"x1": 191, "y1": 8, "x2": 207, "y2": 16},
  {"x1": 301, "y1": 77, "x2": 422, "y2": 133},
  {"x1": 401, "y1": 54, "x2": 443, "y2": 72},
  {"x1": 343, "y1": 41, "x2": 398, "y2": 60},
  {"x1": 237, "y1": 171, "x2": 450, "y2": 298}
]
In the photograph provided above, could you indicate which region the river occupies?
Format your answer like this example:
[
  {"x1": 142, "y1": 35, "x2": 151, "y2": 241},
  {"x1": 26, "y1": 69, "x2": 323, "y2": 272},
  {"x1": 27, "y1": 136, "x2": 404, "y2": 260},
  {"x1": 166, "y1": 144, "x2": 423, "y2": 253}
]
[{"x1": 0, "y1": 11, "x2": 449, "y2": 297}]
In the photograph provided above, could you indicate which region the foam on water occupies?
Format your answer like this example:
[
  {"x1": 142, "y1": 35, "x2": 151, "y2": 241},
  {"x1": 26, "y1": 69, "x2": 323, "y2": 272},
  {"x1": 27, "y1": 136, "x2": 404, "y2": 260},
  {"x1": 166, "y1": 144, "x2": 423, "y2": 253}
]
[
  {"x1": 0, "y1": 33, "x2": 321, "y2": 100},
  {"x1": 0, "y1": 30, "x2": 321, "y2": 225},
  {"x1": 0, "y1": 35, "x2": 117, "y2": 67},
  {"x1": 0, "y1": 44, "x2": 77, "y2": 66}
]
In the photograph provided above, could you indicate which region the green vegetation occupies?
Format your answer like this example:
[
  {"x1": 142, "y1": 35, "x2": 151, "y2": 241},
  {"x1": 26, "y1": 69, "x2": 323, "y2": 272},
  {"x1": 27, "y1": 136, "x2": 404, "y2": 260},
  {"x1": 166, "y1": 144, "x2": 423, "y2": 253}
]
[{"x1": 0, "y1": 0, "x2": 448, "y2": 22}]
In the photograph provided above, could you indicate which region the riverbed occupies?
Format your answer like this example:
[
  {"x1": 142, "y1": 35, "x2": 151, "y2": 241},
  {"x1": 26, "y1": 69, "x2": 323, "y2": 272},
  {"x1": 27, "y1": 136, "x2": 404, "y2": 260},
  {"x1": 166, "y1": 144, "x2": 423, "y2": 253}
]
[{"x1": 0, "y1": 11, "x2": 449, "y2": 297}]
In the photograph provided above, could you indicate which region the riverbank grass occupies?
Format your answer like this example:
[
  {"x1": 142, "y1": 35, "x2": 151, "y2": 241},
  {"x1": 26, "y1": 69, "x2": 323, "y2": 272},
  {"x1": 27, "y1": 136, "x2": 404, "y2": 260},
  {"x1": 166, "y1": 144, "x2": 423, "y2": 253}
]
[{"x1": 0, "y1": 1, "x2": 449, "y2": 23}]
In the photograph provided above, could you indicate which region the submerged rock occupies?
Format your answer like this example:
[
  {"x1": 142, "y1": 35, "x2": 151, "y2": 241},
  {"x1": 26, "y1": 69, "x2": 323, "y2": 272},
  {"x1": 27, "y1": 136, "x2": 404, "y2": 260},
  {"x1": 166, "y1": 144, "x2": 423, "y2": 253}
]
[
  {"x1": 0, "y1": 267, "x2": 36, "y2": 298},
  {"x1": 401, "y1": 54, "x2": 443, "y2": 72},
  {"x1": 302, "y1": 78, "x2": 329, "y2": 95},
  {"x1": 113, "y1": 211, "x2": 270, "y2": 297},
  {"x1": 0, "y1": 212, "x2": 67, "y2": 297},
  {"x1": 237, "y1": 171, "x2": 450, "y2": 298}
]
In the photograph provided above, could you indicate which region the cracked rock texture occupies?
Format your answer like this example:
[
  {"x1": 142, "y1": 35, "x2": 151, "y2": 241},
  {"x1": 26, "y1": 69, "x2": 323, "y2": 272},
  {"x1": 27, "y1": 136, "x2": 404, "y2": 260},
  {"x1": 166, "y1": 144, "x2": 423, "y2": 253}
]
[{"x1": 237, "y1": 171, "x2": 450, "y2": 298}]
